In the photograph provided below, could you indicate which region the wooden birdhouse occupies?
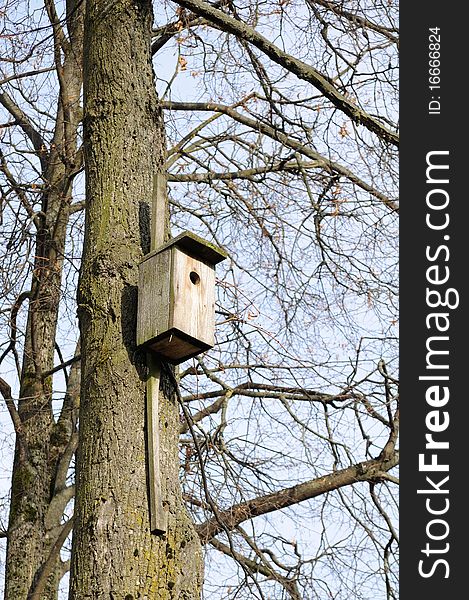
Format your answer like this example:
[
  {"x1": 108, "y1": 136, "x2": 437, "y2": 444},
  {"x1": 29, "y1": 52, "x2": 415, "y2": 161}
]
[{"x1": 137, "y1": 231, "x2": 227, "y2": 364}]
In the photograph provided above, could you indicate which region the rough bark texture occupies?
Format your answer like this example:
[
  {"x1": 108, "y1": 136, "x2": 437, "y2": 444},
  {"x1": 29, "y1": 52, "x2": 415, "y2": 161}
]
[
  {"x1": 4, "y1": 4, "x2": 84, "y2": 597},
  {"x1": 69, "y1": 0, "x2": 203, "y2": 597}
]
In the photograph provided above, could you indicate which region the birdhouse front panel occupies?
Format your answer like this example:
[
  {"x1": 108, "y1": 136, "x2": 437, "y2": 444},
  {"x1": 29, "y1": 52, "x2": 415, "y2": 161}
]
[{"x1": 170, "y1": 248, "x2": 216, "y2": 348}]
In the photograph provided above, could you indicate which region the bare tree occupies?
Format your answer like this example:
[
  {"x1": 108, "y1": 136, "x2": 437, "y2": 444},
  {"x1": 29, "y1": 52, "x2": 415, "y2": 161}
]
[
  {"x1": 1, "y1": 1, "x2": 84, "y2": 596},
  {"x1": 1, "y1": 0, "x2": 399, "y2": 598}
]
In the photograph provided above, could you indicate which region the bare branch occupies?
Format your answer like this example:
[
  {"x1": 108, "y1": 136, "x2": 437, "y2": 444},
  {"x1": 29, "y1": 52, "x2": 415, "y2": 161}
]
[
  {"x1": 174, "y1": 0, "x2": 399, "y2": 146},
  {"x1": 27, "y1": 518, "x2": 74, "y2": 600},
  {"x1": 162, "y1": 100, "x2": 398, "y2": 211},
  {"x1": 168, "y1": 161, "x2": 320, "y2": 182},
  {"x1": 0, "y1": 377, "x2": 24, "y2": 442},
  {"x1": 197, "y1": 452, "x2": 399, "y2": 542},
  {"x1": 182, "y1": 381, "x2": 356, "y2": 404},
  {"x1": 306, "y1": 0, "x2": 399, "y2": 45},
  {"x1": 152, "y1": 16, "x2": 206, "y2": 54},
  {"x1": 0, "y1": 67, "x2": 55, "y2": 88},
  {"x1": 41, "y1": 354, "x2": 81, "y2": 380},
  {"x1": 211, "y1": 537, "x2": 302, "y2": 600},
  {"x1": 0, "y1": 92, "x2": 48, "y2": 171}
]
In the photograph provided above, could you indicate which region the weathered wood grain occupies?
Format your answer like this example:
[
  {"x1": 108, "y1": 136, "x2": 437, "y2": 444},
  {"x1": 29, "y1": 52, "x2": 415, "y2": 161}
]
[
  {"x1": 146, "y1": 173, "x2": 167, "y2": 535},
  {"x1": 171, "y1": 248, "x2": 215, "y2": 347},
  {"x1": 137, "y1": 249, "x2": 171, "y2": 347},
  {"x1": 146, "y1": 353, "x2": 167, "y2": 534}
]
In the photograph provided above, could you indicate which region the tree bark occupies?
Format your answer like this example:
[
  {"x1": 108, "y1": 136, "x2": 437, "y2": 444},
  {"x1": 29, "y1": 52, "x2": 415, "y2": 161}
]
[
  {"x1": 4, "y1": 3, "x2": 84, "y2": 597},
  {"x1": 69, "y1": 0, "x2": 203, "y2": 597}
]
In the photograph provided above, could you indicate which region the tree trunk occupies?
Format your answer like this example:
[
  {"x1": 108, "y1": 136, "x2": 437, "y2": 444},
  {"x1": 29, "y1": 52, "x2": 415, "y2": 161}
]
[
  {"x1": 4, "y1": 4, "x2": 84, "y2": 597},
  {"x1": 69, "y1": 0, "x2": 203, "y2": 597},
  {"x1": 5, "y1": 152, "x2": 78, "y2": 600}
]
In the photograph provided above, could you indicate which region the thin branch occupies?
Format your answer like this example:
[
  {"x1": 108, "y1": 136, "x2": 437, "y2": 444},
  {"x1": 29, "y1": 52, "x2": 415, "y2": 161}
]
[
  {"x1": 306, "y1": 0, "x2": 399, "y2": 45},
  {"x1": 0, "y1": 150, "x2": 39, "y2": 226},
  {"x1": 162, "y1": 101, "x2": 398, "y2": 211},
  {"x1": 180, "y1": 395, "x2": 226, "y2": 434},
  {"x1": 174, "y1": 0, "x2": 399, "y2": 146},
  {"x1": 369, "y1": 483, "x2": 399, "y2": 544},
  {"x1": 27, "y1": 518, "x2": 74, "y2": 600},
  {"x1": 152, "y1": 1, "x2": 225, "y2": 54},
  {"x1": 182, "y1": 381, "x2": 354, "y2": 405},
  {"x1": 0, "y1": 291, "x2": 31, "y2": 367},
  {"x1": 0, "y1": 67, "x2": 55, "y2": 88},
  {"x1": 152, "y1": 16, "x2": 206, "y2": 54},
  {"x1": 0, "y1": 377, "x2": 24, "y2": 447},
  {"x1": 41, "y1": 354, "x2": 81, "y2": 380},
  {"x1": 166, "y1": 111, "x2": 223, "y2": 167},
  {"x1": 0, "y1": 92, "x2": 49, "y2": 171},
  {"x1": 168, "y1": 160, "x2": 320, "y2": 182},
  {"x1": 210, "y1": 538, "x2": 302, "y2": 600},
  {"x1": 44, "y1": 0, "x2": 70, "y2": 53},
  {"x1": 197, "y1": 451, "x2": 399, "y2": 542}
]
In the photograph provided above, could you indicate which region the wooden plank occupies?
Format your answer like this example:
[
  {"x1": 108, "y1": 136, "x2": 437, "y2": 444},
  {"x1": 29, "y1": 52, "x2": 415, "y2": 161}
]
[
  {"x1": 146, "y1": 353, "x2": 167, "y2": 534},
  {"x1": 148, "y1": 329, "x2": 210, "y2": 363},
  {"x1": 172, "y1": 231, "x2": 227, "y2": 264},
  {"x1": 137, "y1": 250, "x2": 171, "y2": 347},
  {"x1": 146, "y1": 173, "x2": 167, "y2": 534},
  {"x1": 151, "y1": 173, "x2": 167, "y2": 249}
]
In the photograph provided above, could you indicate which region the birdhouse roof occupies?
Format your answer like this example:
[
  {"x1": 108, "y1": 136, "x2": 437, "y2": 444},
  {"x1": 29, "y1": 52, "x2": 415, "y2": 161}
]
[{"x1": 141, "y1": 231, "x2": 228, "y2": 265}]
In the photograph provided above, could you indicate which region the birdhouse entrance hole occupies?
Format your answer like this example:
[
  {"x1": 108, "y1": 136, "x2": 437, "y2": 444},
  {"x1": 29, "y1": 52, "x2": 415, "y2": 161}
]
[{"x1": 189, "y1": 270, "x2": 200, "y2": 285}]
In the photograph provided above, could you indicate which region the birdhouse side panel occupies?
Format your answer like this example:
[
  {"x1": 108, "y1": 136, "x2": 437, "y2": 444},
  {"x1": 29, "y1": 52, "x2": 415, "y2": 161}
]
[
  {"x1": 137, "y1": 250, "x2": 172, "y2": 347},
  {"x1": 170, "y1": 248, "x2": 216, "y2": 348}
]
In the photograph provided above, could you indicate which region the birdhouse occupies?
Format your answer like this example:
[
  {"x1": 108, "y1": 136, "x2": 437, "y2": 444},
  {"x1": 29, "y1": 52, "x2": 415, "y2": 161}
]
[{"x1": 137, "y1": 231, "x2": 227, "y2": 364}]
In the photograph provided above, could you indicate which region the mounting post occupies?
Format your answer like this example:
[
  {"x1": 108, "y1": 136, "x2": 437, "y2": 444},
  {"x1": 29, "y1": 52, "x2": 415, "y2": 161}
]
[{"x1": 146, "y1": 173, "x2": 167, "y2": 534}]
